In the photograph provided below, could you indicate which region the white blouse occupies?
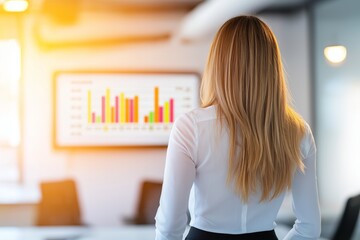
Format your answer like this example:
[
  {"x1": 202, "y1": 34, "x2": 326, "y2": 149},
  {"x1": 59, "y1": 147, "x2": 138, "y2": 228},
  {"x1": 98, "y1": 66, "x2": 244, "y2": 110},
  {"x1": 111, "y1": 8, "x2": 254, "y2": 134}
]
[{"x1": 155, "y1": 106, "x2": 321, "y2": 240}]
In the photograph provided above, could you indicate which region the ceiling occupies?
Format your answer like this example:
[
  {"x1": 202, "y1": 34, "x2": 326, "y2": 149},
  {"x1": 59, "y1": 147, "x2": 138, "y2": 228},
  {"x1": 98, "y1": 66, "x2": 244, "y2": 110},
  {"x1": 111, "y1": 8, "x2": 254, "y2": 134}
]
[
  {"x1": 315, "y1": 0, "x2": 360, "y2": 19},
  {"x1": 3, "y1": 0, "x2": 333, "y2": 45},
  {"x1": 1, "y1": 0, "x2": 337, "y2": 13},
  {"x1": 26, "y1": 0, "x2": 318, "y2": 12},
  {"x1": 176, "y1": 0, "x2": 320, "y2": 41},
  {"x1": 27, "y1": 0, "x2": 204, "y2": 11}
]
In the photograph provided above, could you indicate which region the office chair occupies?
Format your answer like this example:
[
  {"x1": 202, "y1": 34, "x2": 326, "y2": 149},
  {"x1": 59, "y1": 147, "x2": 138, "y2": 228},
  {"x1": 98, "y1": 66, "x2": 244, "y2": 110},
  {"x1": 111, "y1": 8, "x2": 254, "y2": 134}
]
[
  {"x1": 37, "y1": 179, "x2": 83, "y2": 226},
  {"x1": 124, "y1": 180, "x2": 162, "y2": 225},
  {"x1": 331, "y1": 193, "x2": 360, "y2": 240}
]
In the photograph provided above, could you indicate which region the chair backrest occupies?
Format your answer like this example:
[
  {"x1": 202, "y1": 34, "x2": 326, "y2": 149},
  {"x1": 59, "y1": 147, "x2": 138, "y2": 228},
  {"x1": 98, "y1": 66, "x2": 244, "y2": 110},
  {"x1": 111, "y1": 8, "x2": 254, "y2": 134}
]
[
  {"x1": 134, "y1": 180, "x2": 162, "y2": 225},
  {"x1": 332, "y1": 193, "x2": 360, "y2": 240},
  {"x1": 37, "y1": 179, "x2": 82, "y2": 226}
]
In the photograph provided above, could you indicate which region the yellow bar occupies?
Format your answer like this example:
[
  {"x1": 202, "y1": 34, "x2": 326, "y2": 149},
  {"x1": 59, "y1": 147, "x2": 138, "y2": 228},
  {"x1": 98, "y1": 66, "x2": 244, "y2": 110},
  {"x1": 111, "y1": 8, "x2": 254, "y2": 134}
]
[
  {"x1": 87, "y1": 91, "x2": 91, "y2": 123},
  {"x1": 154, "y1": 87, "x2": 159, "y2": 123},
  {"x1": 106, "y1": 88, "x2": 111, "y2": 123},
  {"x1": 120, "y1": 93, "x2": 125, "y2": 123},
  {"x1": 134, "y1": 96, "x2": 139, "y2": 123},
  {"x1": 126, "y1": 98, "x2": 129, "y2": 123},
  {"x1": 164, "y1": 101, "x2": 169, "y2": 123}
]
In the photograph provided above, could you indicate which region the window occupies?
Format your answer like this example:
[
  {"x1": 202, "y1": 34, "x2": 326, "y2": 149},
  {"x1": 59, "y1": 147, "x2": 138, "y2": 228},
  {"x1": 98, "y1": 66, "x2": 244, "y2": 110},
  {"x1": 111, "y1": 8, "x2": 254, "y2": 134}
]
[{"x1": 0, "y1": 39, "x2": 21, "y2": 182}]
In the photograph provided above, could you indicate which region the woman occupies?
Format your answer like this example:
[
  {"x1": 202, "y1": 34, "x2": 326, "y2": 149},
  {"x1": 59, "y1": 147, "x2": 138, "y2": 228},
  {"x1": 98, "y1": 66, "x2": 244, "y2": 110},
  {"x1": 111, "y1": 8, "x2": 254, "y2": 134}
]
[{"x1": 155, "y1": 16, "x2": 321, "y2": 240}]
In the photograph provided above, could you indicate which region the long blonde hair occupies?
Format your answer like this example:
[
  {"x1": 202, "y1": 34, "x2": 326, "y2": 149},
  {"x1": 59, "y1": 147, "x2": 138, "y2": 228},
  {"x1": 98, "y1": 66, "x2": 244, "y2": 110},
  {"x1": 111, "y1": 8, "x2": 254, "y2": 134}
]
[{"x1": 201, "y1": 16, "x2": 306, "y2": 202}]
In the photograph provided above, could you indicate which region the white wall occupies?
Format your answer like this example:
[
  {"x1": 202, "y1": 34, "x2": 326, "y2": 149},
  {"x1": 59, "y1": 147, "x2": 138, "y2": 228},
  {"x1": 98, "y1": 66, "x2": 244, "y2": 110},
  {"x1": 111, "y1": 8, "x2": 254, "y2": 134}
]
[{"x1": 20, "y1": 10, "x2": 311, "y2": 226}]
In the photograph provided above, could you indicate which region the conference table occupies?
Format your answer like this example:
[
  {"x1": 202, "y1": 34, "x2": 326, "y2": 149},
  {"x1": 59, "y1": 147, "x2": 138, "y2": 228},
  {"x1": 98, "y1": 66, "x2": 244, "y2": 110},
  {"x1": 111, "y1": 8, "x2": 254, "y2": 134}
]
[{"x1": 0, "y1": 225, "x2": 292, "y2": 240}]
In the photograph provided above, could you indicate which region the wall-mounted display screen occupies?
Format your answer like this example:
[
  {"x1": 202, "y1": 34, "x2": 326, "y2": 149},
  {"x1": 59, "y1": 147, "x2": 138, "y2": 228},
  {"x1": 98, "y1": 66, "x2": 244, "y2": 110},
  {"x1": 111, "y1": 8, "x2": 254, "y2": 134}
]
[{"x1": 54, "y1": 71, "x2": 200, "y2": 147}]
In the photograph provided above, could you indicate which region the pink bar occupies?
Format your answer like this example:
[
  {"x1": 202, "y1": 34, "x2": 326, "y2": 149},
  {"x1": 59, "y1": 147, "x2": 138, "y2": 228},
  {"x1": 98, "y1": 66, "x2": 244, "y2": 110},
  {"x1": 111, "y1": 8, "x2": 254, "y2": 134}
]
[
  {"x1": 170, "y1": 98, "x2": 174, "y2": 122},
  {"x1": 115, "y1": 96, "x2": 119, "y2": 123},
  {"x1": 101, "y1": 96, "x2": 105, "y2": 123},
  {"x1": 92, "y1": 113, "x2": 96, "y2": 123},
  {"x1": 159, "y1": 106, "x2": 163, "y2": 123},
  {"x1": 129, "y1": 99, "x2": 133, "y2": 123}
]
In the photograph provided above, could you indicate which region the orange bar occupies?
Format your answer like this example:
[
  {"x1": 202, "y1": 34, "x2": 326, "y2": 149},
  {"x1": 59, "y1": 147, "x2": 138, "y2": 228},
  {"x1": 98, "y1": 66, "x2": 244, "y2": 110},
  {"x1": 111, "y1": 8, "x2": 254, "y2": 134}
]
[
  {"x1": 144, "y1": 116, "x2": 148, "y2": 123},
  {"x1": 154, "y1": 87, "x2": 159, "y2": 123},
  {"x1": 126, "y1": 98, "x2": 129, "y2": 123},
  {"x1": 111, "y1": 107, "x2": 115, "y2": 123},
  {"x1": 134, "y1": 96, "x2": 139, "y2": 123}
]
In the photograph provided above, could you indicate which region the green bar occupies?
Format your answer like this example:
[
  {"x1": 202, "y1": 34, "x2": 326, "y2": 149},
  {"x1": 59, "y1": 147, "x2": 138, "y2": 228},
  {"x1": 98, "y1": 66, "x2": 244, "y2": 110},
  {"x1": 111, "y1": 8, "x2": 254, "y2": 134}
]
[
  {"x1": 96, "y1": 116, "x2": 101, "y2": 123},
  {"x1": 149, "y1": 111, "x2": 154, "y2": 123}
]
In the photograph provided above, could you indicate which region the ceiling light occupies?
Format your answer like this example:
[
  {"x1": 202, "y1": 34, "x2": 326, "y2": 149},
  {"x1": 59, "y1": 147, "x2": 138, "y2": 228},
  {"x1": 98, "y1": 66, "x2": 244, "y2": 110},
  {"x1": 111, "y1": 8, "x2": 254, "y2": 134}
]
[
  {"x1": 324, "y1": 45, "x2": 347, "y2": 65},
  {"x1": 3, "y1": 0, "x2": 29, "y2": 12}
]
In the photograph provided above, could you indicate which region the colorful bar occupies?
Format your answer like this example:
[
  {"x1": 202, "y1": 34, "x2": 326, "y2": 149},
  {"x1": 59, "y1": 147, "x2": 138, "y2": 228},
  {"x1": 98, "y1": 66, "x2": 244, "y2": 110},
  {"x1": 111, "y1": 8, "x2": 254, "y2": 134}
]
[
  {"x1": 120, "y1": 93, "x2": 125, "y2": 123},
  {"x1": 92, "y1": 112, "x2": 96, "y2": 123},
  {"x1": 149, "y1": 111, "x2": 154, "y2": 123},
  {"x1": 115, "y1": 96, "x2": 119, "y2": 123},
  {"x1": 96, "y1": 116, "x2": 101, "y2": 123},
  {"x1": 170, "y1": 98, "x2": 174, "y2": 123},
  {"x1": 154, "y1": 87, "x2": 159, "y2": 123},
  {"x1": 129, "y1": 99, "x2": 134, "y2": 123},
  {"x1": 134, "y1": 96, "x2": 139, "y2": 123},
  {"x1": 92, "y1": 89, "x2": 174, "y2": 125},
  {"x1": 111, "y1": 107, "x2": 115, "y2": 123},
  {"x1": 126, "y1": 98, "x2": 129, "y2": 123},
  {"x1": 106, "y1": 88, "x2": 111, "y2": 123},
  {"x1": 164, "y1": 101, "x2": 169, "y2": 123},
  {"x1": 159, "y1": 106, "x2": 163, "y2": 123},
  {"x1": 101, "y1": 96, "x2": 105, "y2": 123},
  {"x1": 88, "y1": 91, "x2": 92, "y2": 123}
]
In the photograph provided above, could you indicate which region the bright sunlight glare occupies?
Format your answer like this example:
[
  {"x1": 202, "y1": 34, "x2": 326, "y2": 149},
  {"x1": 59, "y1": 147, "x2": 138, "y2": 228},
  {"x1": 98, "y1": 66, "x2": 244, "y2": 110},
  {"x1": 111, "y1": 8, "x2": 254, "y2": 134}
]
[
  {"x1": 3, "y1": 0, "x2": 28, "y2": 12},
  {"x1": 0, "y1": 39, "x2": 21, "y2": 146}
]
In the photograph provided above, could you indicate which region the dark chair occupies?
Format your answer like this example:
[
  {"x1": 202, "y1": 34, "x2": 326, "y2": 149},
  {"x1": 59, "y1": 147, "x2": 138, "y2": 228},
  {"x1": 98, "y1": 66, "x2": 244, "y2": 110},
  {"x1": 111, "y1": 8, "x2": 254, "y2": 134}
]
[
  {"x1": 331, "y1": 193, "x2": 360, "y2": 240},
  {"x1": 125, "y1": 180, "x2": 162, "y2": 225},
  {"x1": 37, "y1": 179, "x2": 83, "y2": 226}
]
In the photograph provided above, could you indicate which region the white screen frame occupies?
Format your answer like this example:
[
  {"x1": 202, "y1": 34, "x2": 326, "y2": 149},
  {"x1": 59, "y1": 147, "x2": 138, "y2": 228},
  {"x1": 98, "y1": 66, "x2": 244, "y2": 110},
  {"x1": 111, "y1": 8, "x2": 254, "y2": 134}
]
[{"x1": 53, "y1": 71, "x2": 201, "y2": 149}]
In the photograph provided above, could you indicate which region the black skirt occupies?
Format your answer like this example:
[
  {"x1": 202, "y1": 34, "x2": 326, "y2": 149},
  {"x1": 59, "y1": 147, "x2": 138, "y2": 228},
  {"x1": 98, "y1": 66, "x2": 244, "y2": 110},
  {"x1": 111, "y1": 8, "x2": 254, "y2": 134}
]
[{"x1": 185, "y1": 227, "x2": 278, "y2": 240}]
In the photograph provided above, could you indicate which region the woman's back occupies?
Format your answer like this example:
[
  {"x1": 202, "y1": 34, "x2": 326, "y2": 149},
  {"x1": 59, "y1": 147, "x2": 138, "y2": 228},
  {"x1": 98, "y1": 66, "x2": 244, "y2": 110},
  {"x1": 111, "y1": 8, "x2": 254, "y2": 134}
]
[
  {"x1": 155, "y1": 15, "x2": 321, "y2": 240},
  {"x1": 186, "y1": 106, "x2": 286, "y2": 234}
]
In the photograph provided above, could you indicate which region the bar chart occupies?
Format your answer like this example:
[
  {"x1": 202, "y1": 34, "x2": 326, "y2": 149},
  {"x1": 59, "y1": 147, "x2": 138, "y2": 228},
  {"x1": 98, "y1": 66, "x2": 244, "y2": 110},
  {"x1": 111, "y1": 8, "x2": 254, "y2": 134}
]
[
  {"x1": 55, "y1": 72, "x2": 199, "y2": 146},
  {"x1": 87, "y1": 87, "x2": 175, "y2": 125}
]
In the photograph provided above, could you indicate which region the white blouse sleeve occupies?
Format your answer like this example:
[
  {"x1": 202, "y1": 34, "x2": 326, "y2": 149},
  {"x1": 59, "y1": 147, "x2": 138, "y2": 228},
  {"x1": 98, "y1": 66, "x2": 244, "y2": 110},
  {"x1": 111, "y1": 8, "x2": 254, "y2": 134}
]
[
  {"x1": 284, "y1": 126, "x2": 321, "y2": 240},
  {"x1": 155, "y1": 113, "x2": 197, "y2": 240}
]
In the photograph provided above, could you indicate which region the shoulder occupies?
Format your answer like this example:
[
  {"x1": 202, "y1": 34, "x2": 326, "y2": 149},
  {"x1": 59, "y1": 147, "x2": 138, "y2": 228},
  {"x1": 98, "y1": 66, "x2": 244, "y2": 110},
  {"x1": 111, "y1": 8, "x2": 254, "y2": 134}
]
[
  {"x1": 171, "y1": 106, "x2": 216, "y2": 140},
  {"x1": 300, "y1": 122, "x2": 316, "y2": 158},
  {"x1": 175, "y1": 105, "x2": 217, "y2": 125}
]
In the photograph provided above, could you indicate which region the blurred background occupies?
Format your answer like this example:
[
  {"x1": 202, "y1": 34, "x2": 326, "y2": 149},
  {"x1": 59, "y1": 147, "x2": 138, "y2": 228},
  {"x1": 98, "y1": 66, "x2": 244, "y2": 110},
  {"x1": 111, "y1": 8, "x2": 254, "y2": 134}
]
[{"x1": 0, "y1": 0, "x2": 359, "y2": 239}]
